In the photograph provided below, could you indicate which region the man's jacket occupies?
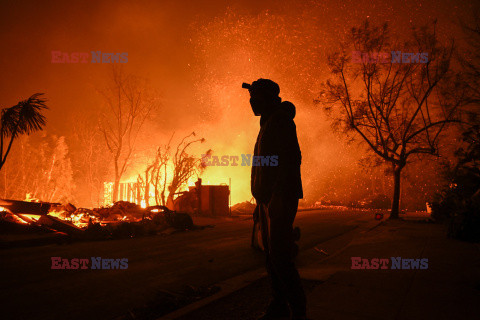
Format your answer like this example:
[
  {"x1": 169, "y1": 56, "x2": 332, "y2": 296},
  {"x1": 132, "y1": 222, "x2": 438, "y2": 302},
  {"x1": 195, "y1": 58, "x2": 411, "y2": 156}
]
[{"x1": 251, "y1": 101, "x2": 303, "y2": 204}]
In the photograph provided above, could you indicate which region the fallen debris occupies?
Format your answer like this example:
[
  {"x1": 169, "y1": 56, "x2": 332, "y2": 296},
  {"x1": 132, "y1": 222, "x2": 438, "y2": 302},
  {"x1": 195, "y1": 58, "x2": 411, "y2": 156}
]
[
  {"x1": 37, "y1": 215, "x2": 84, "y2": 236},
  {"x1": 0, "y1": 199, "x2": 204, "y2": 247},
  {"x1": 231, "y1": 201, "x2": 256, "y2": 215},
  {"x1": 0, "y1": 199, "x2": 51, "y2": 215},
  {"x1": 314, "y1": 247, "x2": 329, "y2": 255}
]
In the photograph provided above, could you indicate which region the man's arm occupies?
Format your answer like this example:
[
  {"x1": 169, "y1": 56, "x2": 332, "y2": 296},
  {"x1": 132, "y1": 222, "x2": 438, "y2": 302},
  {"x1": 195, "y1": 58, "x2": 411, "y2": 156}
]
[{"x1": 270, "y1": 114, "x2": 299, "y2": 195}]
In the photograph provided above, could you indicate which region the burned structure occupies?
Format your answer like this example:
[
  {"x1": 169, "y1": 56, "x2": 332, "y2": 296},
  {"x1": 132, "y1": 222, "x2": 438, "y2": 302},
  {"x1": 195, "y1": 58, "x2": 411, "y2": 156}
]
[{"x1": 103, "y1": 178, "x2": 230, "y2": 217}]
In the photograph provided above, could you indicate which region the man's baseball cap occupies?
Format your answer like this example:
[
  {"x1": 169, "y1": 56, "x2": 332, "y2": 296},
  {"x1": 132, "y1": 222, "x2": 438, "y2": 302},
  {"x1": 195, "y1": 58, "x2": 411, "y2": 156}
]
[{"x1": 247, "y1": 78, "x2": 280, "y2": 98}]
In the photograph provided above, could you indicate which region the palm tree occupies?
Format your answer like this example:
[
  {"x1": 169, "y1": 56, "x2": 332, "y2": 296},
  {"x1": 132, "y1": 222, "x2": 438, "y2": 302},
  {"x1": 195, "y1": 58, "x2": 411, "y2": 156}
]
[{"x1": 0, "y1": 93, "x2": 48, "y2": 171}]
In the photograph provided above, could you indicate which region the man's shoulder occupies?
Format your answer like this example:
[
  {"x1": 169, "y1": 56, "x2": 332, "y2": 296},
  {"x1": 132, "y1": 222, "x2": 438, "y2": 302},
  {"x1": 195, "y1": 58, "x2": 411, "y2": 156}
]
[
  {"x1": 270, "y1": 108, "x2": 293, "y2": 121},
  {"x1": 268, "y1": 110, "x2": 295, "y2": 129}
]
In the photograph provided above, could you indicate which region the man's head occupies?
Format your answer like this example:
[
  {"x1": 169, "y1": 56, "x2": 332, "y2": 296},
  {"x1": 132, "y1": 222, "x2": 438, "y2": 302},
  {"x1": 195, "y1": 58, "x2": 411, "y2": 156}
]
[{"x1": 243, "y1": 79, "x2": 281, "y2": 116}]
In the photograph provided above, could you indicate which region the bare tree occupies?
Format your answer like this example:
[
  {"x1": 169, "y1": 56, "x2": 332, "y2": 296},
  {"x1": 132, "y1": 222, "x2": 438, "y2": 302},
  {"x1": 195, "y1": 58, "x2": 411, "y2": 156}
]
[
  {"x1": 70, "y1": 112, "x2": 110, "y2": 207},
  {"x1": 167, "y1": 132, "x2": 209, "y2": 205},
  {"x1": 136, "y1": 163, "x2": 154, "y2": 207},
  {"x1": 457, "y1": 12, "x2": 480, "y2": 125},
  {"x1": 136, "y1": 143, "x2": 171, "y2": 206},
  {"x1": 1, "y1": 93, "x2": 48, "y2": 171},
  {"x1": 99, "y1": 66, "x2": 157, "y2": 202},
  {"x1": 152, "y1": 141, "x2": 171, "y2": 206},
  {"x1": 316, "y1": 20, "x2": 466, "y2": 219},
  {"x1": 135, "y1": 132, "x2": 208, "y2": 207},
  {"x1": 459, "y1": 13, "x2": 480, "y2": 104}
]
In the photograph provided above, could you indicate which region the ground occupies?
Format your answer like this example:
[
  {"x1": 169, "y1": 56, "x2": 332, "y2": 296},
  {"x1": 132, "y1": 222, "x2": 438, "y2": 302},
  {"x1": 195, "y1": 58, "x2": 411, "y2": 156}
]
[
  {"x1": 0, "y1": 209, "x2": 374, "y2": 320},
  {"x1": 176, "y1": 215, "x2": 480, "y2": 320}
]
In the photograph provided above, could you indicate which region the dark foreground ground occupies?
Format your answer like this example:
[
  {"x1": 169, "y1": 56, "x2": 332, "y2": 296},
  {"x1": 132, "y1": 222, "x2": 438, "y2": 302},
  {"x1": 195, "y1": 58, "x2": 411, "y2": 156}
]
[
  {"x1": 0, "y1": 209, "x2": 375, "y2": 320},
  {"x1": 176, "y1": 217, "x2": 480, "y2": 320}
]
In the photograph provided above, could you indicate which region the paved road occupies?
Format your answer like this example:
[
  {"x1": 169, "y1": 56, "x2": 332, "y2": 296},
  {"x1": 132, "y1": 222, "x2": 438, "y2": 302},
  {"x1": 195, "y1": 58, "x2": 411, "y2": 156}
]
[{"x1": 0, "y1": 209, "x2": 375, "y2": 320}]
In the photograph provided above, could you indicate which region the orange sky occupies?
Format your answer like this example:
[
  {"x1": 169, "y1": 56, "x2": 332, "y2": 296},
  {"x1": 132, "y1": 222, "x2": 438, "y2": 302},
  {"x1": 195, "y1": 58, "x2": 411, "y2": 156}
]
[{"x1": 0, "y1": 0, "x2": 477, "y2": 206}]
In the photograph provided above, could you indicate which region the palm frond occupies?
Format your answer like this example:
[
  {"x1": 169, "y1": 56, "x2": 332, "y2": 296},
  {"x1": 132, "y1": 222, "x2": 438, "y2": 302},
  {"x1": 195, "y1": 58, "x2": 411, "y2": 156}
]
[
  {"x1": 17, "y1": 93, "x2": 48, "y2": 134},
  {"x1": 1, "y1": 107, "x2": 20, "y2": 138},
  {"x1": 1, "y1": 93, "x2": 48, "y2": 138}
]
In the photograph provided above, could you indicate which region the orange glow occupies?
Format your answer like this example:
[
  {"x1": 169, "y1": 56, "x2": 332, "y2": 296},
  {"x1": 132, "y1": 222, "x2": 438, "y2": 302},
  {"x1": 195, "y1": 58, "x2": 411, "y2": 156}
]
[{"x1": 16, "y1": 214, "x2": 38, "y2": 224}]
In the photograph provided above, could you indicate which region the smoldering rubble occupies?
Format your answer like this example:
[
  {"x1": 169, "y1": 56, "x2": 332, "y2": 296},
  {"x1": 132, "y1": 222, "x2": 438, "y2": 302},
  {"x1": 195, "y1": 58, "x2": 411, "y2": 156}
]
[{"x1": 0, "y1": 199, "x2": 212, "y2": 248}]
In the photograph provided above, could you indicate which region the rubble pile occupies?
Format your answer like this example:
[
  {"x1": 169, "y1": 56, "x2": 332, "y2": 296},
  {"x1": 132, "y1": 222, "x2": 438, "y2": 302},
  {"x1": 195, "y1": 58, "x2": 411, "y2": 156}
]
[
  {"x1": 230, "y1": 200, "x2": 256, "y2": 215},
  {"x1": 0, "y1": 199, "x2": 197, "y2": 245}
]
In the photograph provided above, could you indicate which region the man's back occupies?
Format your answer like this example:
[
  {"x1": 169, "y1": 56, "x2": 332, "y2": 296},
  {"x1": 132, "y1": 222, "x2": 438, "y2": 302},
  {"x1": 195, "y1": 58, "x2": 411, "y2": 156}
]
[{"x1": 251, "y1": 100, "x2": 303, "y2": 204}]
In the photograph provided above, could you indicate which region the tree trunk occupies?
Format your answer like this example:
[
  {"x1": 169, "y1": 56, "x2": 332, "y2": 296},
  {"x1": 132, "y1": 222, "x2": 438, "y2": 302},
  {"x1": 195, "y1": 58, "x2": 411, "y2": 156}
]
[
  {"x1": 160, "y1": 190, "x2": 165, "y2": 206},
  {"x1": 113, "y1": 176, "x2": 120, "y2": 203},
  {"x1": 144, "y1": 183, "x2": 150, "y2": 207},
  {"x1": 390, "y1": 166, "x2": 402, "y2": 219}
]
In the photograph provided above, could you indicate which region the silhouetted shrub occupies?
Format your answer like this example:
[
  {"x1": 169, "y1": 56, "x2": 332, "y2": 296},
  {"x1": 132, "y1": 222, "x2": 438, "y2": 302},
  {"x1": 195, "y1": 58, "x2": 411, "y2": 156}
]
[{"x1": 431, "y1": 125, "x2": 480, "y2": 242}]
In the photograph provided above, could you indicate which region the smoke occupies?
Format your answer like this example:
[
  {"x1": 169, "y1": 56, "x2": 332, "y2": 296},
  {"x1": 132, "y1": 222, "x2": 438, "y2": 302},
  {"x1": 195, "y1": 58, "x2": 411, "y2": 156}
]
[
  {"x1": 187, "y1": 6, "x2": 374, "y2": 204},
  {"x1": 0, "y1": 0, "x2": 475, "y2": 206}
]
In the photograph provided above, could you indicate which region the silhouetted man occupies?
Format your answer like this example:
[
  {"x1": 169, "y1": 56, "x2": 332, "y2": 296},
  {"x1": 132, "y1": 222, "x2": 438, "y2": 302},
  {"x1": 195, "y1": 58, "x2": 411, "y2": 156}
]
[{"x1": 243, "y1": 79, "x2": 306, "y2": 320}]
